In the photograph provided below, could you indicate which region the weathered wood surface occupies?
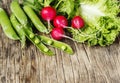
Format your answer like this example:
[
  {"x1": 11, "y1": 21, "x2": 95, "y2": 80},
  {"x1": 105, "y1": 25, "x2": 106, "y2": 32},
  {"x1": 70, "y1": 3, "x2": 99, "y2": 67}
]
[{"x1": 0, "y1": 0, "x2": 120, "y2": 83}]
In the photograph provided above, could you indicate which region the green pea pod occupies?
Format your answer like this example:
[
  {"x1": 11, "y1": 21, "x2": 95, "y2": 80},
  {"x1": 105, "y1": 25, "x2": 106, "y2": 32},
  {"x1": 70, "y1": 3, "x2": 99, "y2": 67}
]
[
  {"x1": 0, "y1": 8, "x2": 19, "y2": 40},
  {"x1": 23, "y1": 27, "x2": 54, "y2": 56},
  {"x1": 10, "y1": 14, "x2": 26, "y2": 48},
  {"x1": 38, "y1": 36, "x2": 74, "y2": 55},
  {"x1": 23, "y1": 5, "x2": 48, "y2": 33},
  {"x1": 10, "y1": 1, "x2": 28, "y2": 25}
]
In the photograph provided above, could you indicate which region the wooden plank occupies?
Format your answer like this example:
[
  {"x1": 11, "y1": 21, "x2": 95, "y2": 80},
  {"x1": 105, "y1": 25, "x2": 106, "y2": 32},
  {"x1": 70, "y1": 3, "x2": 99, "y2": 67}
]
[
  {"x1": 83, "y1": 43, "x2": 120, "y2": 83},
  {"x1": 55, "y1": 49, "x2": 66, "y2": 83}
]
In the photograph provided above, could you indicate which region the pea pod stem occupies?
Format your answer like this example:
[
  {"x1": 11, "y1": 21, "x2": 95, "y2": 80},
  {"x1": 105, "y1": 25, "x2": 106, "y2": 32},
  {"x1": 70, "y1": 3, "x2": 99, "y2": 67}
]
[
  {"x1": 0, "y1": 8, "x2": 19, "y2": 40},
  {"x1": 38, "y1": 36, "x2": 74, "y2": 55}
]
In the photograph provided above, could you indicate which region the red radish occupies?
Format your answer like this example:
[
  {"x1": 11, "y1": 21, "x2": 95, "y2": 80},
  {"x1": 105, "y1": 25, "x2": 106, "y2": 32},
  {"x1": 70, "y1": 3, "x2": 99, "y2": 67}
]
[
  {"x1": 51, "y1": 27, "x2": 77, "y2": 41},
  {"x1": 41, "y1": 6, "x2": 56, "y2": 30},
  {"x1": 53, "y1": 15, "x2": 68, "y2": 28},
  {"x1": 41, "y1": 6, "x2": 56, "y2": 21},
  {"x1": 71, "y1": 16, "x2": 84, "y2": 29},
  {"x1": 51, "y1": 27, "x2": 64, "y2": 40}
]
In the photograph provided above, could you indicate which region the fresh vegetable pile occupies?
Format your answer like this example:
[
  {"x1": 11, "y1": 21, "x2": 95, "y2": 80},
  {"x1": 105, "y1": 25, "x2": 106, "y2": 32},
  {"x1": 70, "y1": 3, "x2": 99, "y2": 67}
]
[{"x1": 0, "y1": 0, "x2": 120, "y2": 56}]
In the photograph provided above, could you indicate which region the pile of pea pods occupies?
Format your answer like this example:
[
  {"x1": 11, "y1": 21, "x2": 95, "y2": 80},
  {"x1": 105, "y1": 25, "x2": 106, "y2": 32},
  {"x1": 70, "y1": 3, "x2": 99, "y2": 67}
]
[{"x1": 0, "y1": 1, "x2": 74, "y2": 56}]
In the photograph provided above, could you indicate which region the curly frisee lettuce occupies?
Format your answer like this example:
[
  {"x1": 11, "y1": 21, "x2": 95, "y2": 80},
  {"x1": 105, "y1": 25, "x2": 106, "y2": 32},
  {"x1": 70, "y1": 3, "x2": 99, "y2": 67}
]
[{"x1": 69, "y1": 0, "x2": 120, "y2": 46}]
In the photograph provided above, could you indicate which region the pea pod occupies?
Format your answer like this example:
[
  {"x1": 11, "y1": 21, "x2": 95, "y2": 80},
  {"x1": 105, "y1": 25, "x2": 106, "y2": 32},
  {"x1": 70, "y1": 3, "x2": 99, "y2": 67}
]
[
  {"x1": 10, "y1": 14, "x2": 26, "y2": 48},
  {"x1": 23, "y1": 27, "x2": 54, "y2": 56},
  {"x1": 0, "y1": 8, "x2": 19, "y2": 40},
  {"x1": 38, "y1": 36, "x2": 74, "y2": 55},
  {"x1": 10, "y1": 1, "x2": 28, "y2": 25},
  {"x1": 10, "y1": 2, "x2": 54, "y2": 56},
  {"x1": 23, "y1": 5, "x2": 48, "y2": 33}
]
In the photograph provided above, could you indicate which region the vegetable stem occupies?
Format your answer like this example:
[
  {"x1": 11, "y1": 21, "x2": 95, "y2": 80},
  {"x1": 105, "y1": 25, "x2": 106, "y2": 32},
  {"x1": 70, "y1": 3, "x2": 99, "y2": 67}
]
[{"x1": 55, "y1": 0, "x2": 63, "y2": 9}]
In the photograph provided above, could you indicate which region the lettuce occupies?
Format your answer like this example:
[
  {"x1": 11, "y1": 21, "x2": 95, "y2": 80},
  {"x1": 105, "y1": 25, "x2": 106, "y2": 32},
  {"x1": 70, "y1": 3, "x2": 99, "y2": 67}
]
[
  {"x1": 57, "y1": 0, "x2": 80, "y2": 19},
  {"x1": 69, "y1": 0, "x2": 120, "y2": 46}
]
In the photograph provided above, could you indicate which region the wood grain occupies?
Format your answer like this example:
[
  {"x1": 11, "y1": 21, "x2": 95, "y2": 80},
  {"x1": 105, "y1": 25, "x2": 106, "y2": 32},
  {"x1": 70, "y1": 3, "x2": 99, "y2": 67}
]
[{"x1": 0, "y1": 0, "x2": 120, "y2": 83}]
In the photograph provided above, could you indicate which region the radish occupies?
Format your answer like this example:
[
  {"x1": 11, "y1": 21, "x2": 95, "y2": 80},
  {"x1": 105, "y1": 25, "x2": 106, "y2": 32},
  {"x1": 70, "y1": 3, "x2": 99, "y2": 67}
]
[
  {"x1": 53, "y1": 15, "x2": 85, "y2": 29},
  {"x1": 51, "y1": 27, "x2": 64, "y2": 40},
  {"x1": 71, "y1": 16, "x2": 91, "y2": 37},
  {"x1": 51, "y1": 15, "x2": 86, "y2": 41},
  {"x1": 51, "y1": 27, "x2": 78, "y2": 41},
  {"x1": 41, "y1": 6, "x2": 56, "y2": 30},
  {"x1": 41, "y1": 6, "x2": 56, "y2": 21},
  {"x1": 71, "y1": 16, "x2": 84, "y2": 29},
  {"x1": 53, "y1": 15, "x2": 68, "y2": 28}
]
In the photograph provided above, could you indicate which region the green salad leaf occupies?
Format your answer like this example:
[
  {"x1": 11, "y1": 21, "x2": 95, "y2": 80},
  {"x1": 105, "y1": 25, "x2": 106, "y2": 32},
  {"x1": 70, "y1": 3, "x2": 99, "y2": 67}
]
[
  {"x1": 56, "y1": 0, "x2": 80, "y2": 19},
  {"x1": 57, "y1": 0, "x2": 74, "y2": 18},
  {"x1": 68, "y1": 0, "x2": 120, "y2": 46}
]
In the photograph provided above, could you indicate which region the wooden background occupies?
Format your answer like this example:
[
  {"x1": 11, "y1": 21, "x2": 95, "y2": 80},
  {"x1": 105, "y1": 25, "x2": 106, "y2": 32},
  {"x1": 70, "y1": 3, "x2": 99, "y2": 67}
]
[{"x1": 0, "y1": 0, "x2": 120, "y2": 83}]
